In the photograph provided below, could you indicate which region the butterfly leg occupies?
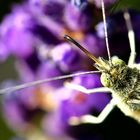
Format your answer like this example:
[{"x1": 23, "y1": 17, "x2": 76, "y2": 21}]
[
  {"x1": 64, "y1": 82, "x2": 115, "y2": 124},
  {"x1": 64, "y1": 81, "x2": 111, "y2": 94},
  {"x1": 123, "y1": 10, "x2": 136, "y2": 66},
  {"x1": 69, "y1": 99, "x2": 117, "y2": 125}
]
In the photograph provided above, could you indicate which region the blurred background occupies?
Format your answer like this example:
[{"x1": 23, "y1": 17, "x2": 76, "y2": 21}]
[{"x1": 1, "y1": 0, "x2": 140, "y2": 140}]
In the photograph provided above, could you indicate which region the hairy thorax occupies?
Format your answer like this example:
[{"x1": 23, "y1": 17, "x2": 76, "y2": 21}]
[
  {"x1": 111, "y1": 67, "x2": 140, "y2": 110},
  {"x1": 100, "y1": 57, "x2": 140, "y2": 111}
]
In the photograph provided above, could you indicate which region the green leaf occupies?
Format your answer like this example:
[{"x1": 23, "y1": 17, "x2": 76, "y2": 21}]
[{"x1": 111, "y1": 0, "x2": 140, "y2": 12}]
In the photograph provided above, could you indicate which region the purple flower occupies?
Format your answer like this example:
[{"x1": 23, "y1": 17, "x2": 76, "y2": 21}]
[
  {"x1": 0, "y1": 5, "x2": 36, "y2": 58},
  {"x1": 15, "y1": 60, "x2": 36, "y2": 83},
  {"x1": 82, "y1": 33, "x2": 106, "y2": 57},
  {"x1": 32, "y1": 16, "x2": 64, "y2": 44},
  {"x1": 43, "y1": 0, "x2": 65, "y2": 22},
  {"x1": 29, "y1": 0, "x2": 66, "y2": 42},
  {"x1": 64, "y1": 3, "x2": 92, "y2": 31},
  {"x1": 28, "y1": 0, "x2": 46, "y2": 14},
  {"x1": 42, "y1": 113, "x2": 75, "y2": 140},
  {"x1": 2, "y1": 81, "x2": 46, "y2": 132},
  {"x1": 72, "y1": 73, "x2": 101, "y2": 88},
  {"x1": 96, "y1": 22, "x2": 106, "y2": 38},
  {"x1": 51, "y1": 43, "x2": 84, "y2": 72},
  {"x1": 36, "y1": 60, "x2": 64, "y2": 88}
]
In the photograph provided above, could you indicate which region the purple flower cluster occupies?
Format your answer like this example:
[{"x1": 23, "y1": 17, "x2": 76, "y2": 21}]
[{"x1": 1, "y1": 0, "x2": 140, "y2": 140}]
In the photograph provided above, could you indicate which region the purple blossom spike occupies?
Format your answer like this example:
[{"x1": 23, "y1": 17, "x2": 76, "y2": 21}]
[
  {"x1": 51, "y1": 43, "x2": 83, "y2": 72},
  {"x1": 64, "y1": 3, "x2": 92, "y2": 31},
  {"x1": 34, "y1": 15, "x2": 65, "y2": 39},
  {"x1": 28, "y1": 0, "x2": 47, "y2": 14},
  {"x1": 82, "y1": 33, "x2": 106, "y2": 57},
  {"x1": 0, "y1": 5, "x2": 36, "y2": 58},
  {"x1": 2, "y1": 82, "x2": 45, "y2": 132},
  {"x1": 15, "y1": 60, "x2": 36, "y2": 83},
  {"x1": 72, "y1": 72, "x2": 102, "y2": 88},
  {"x1": 36, "y1": 60, "x2": 64, "y2": 88},
  {"x1": 43, "y1": 0, "x2": 65, "y2": 23},
  {"x1": 96, "y1": 22, "x2": 106, "y2": 38},
  {"x1": 42, "y1": 113, "x2": 75, "y2": 140}
]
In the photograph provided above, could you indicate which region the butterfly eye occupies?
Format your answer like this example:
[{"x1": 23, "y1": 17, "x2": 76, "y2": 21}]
[
  {"x1": 112, "y1": 56, "x2": 126, "y2": 66},
  {"x1": 100, "y1": 73, "x2": 111, "y2": 88}
]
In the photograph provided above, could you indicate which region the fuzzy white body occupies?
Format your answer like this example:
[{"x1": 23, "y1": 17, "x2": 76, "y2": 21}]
[{"x1": 112, "y1": 92, "x2": 140, "y2": 123}]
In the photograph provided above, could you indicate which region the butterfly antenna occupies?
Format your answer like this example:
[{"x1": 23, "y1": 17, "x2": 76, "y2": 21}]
[
  {"x1": 101, "y1": 0, "x2": 111, "y2": 62},
  {"x1": 0, "y1": 71, "x2": 100, "y2": 94}
]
